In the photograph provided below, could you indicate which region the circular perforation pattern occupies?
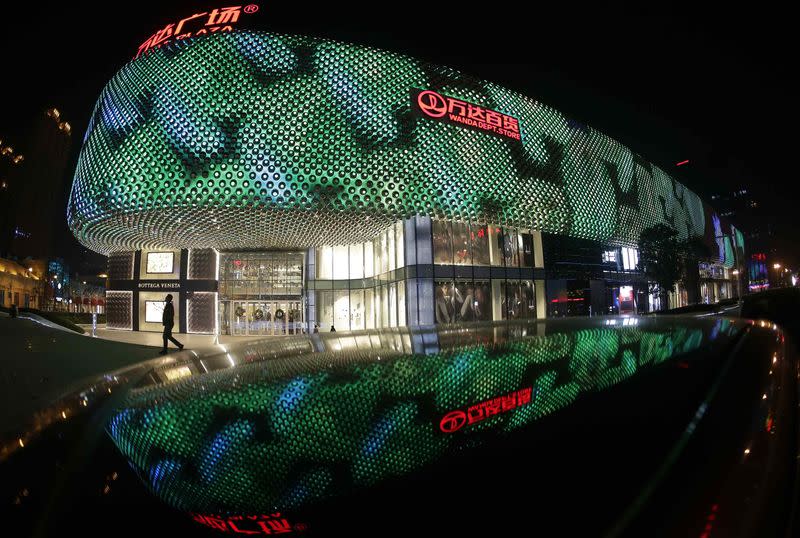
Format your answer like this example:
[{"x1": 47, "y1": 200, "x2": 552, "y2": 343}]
[{"x1": 69, "y1": 31, "x2": 709, "y2": 254}]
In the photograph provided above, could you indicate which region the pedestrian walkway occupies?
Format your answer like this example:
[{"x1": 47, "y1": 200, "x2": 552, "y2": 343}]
[{"x1": 79, "y1": 325, "x2": 272, "y2": 348}]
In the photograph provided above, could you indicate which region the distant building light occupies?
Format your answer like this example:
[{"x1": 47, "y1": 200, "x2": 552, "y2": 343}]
[
  {"x1": 676, "y1": 160, "x2": 690, "y2": 166},
  {"x1": 98, "y1": 273, "x2": 109, "y2": 278},
  {"x1": 12, "y1": 154, "x2": 24, "y2": 164}
]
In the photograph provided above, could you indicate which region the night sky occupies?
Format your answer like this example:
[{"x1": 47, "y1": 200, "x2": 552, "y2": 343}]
[{"x1": 1, "y1": 3, "x2": 794, "y2": 267}]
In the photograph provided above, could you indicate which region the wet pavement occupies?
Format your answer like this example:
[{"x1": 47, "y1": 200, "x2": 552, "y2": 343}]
[{"x1": 0, "y1": 316, "x2": 159, "y2": 435}]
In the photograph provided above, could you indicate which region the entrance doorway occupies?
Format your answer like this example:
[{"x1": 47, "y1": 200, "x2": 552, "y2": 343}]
[
  {"x1": 226, "y1": 300, "x2": 304, "y2": 336},
  {"x1": 218, "y1": 251, "x2": 305, "y2": 336}
]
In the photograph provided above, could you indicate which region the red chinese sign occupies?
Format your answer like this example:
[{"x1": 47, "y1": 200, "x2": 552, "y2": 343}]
[
  {"x1": 439, "y1": 387, "x2": 534, "y2": 433},
  {"x1": 412, "y1": 88, "x2": 522, "y2": 142},
  {"x1": 135, "y1": 4, "x2": 260, "y2": 58},
  {"x1": 190, "y1": 512, "x2": 307, "y2": 534}
]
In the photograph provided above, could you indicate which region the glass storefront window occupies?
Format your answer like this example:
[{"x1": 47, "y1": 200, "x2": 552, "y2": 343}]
[
  {"x1": 316, "y1": 290, "x2": 333, "y2": 331},
  {"x1": 471, "y1": 224, "x2": 490, "y2": 266},
  {"x1": 364, "y1": 241, "x2": 374, "y2": 278},
  {"x1": 333, "y1": 290, "x2": 349, "y2": 330},
  {"x1": 317, "y1": 247, "x2": 333, "y2": 279},
  {"x1": 373, "y1": 286, "x2": 382, "y2": 328},
  {"x1": 374, "y1": 232, "x2": 388, "y2": 275},
  {"x1": 473, "y1": 281, "x2": 492, "y2": 321},
  {"x1": 435, "y1": 281, "x2": 454, "y2": 324},
  {"x1": 333, "y1": 245, "x2": 349, "y2": 280},
  {"x1": 522, "y1": 281, "x2": 535, "y2": 317},
  {"x1": 434, "y1": 279, "x2": 493, "y2": 323},
  {"x1": 364, "y1": 288, "x2": 374, "y2": 329},
  {"x1": 504, "y1": 229, "x2": 520, "y2": 268},
  {"x1": 387, "y1": 226, "x2": 397, "y2": 272},
  {"x1": 389, "y1": 282, "x2": 397, "y2": 327},
  {"x1": 380, "y1": 285, "x2": 389, "y2": 327},
  {"x1": 521, "y1": 232, "x2": 534, "y2": 267},
  {"x1": 488, "y1": 226, "x2": 503, "y2": 266},
  {"x1": 491, "y1": 280, "x2": 503, "y2": 320},
  {"x1": 452, "y1": 221, "x2": 471, "y2": 265},
  {"x1": 349, "y1": 244, "x2": 364, "y2": 279},
  {"x1": 350, "y1": 289, "x2": 365, "y2": 330},
  {"x1": 502, "y1": 280, "x2": 536, "y2": 319},
  {"x1": 433, "y1": 219, "x2": 453, "y2": 265},
  {"x1": 398, "y1": 280, "x2": 406, "y2": 326},
  {"x1": 395, "y1": 221, "x2": 405, "y2": 269},
  {"x1": 452, "y1": 280, "x2": 473, "y2": 322}
]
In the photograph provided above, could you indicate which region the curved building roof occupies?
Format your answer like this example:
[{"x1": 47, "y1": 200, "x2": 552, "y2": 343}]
[{"x1": 69, "y1": 31, "x2": 716, "y2": 255}]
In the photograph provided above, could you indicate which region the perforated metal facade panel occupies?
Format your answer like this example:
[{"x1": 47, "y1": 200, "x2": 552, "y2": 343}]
[
  {"x1": 108, "y1": 251, "x2": 135, "y2": 280},
  {"x1": 69, "y1": 31, "x2": 713, "y2": 255},
  {"x1": 188, "y1": 248, "x2": 217, "y2": 280},
  {"x1": 186, "y1": 291, "x2": 216, "y2": 333},
  {"x1": 106, "y1": 290, "x2": 133, "y2": 330}
]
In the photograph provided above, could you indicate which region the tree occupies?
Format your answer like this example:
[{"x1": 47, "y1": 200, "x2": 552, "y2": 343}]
[{"x1": 638, "y1": 224, "x2": 683, "y2": 310}]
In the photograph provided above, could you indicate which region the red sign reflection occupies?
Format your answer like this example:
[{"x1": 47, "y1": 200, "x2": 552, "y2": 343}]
[
  {"x1": 439, "y1": 387, "x2": 534, "y2": 433},
  {"x1": 190, "y1": 512, "x2": 306, "y2": 534}
]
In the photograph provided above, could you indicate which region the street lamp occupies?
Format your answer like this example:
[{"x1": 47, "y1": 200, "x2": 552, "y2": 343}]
[{"x1": 773, "y1": 263, "x2": 782, "y2": 269}]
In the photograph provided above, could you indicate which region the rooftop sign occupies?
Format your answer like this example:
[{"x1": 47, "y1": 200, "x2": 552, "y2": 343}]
[{"x1": 135, "y1": 4, "x2": 260, "y2": 58}]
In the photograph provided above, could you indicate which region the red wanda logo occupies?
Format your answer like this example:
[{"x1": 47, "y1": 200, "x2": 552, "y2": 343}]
[
  {"x1": 417, "y1": 90, "x2": 448, "y2": 118},
  {"x1": 439, "y1": 410, "x2": 468, "y2": 433},
  {"x1": 439, "y1": 387, "x2": 534, "y2": 433},
  {"x1": 412, "y1": 88, "x2": 522, "y2": 141}
]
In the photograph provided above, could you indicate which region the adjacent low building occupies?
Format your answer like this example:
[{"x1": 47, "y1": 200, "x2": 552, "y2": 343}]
[
  {"x1": 67, "y1": 31, "x2": 744, "y2": 335},
  {"x1": 0, "y1": 257, "x2": 45, "y2": 309}
]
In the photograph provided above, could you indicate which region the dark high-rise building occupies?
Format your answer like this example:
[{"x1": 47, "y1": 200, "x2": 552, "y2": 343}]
[{"x1": 1, "y1": 108, "x2": 72, "y2": 259}]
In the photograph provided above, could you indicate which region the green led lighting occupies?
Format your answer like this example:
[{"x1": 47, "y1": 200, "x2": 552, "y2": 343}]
[
  {"x1": 106, "y1": 319, "x2": 742, "y2": 514},
  {"x1": 69, "y1": 31, "x2": 720, "y2": 254}
]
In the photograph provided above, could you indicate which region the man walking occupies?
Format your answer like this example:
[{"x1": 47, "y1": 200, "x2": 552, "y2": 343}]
[{"x1": 160, "y1": 294, "x2": 184, "y2": 354}]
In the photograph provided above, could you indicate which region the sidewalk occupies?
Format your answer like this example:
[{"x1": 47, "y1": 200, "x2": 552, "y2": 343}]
[{"x1": 78, "y1": 325, "x2": 274, "y2": 348}]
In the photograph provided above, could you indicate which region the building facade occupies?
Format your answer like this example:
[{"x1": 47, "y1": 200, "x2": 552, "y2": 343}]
[
  {"x1": 67, "y1": 31, "x2": 743, "y2": 334},
  {"x1": 0, "y1": 257, "x2": 45, "y2": 309}
]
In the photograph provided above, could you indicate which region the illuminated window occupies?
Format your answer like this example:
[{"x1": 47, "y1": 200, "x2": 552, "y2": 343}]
[
  {"x1": 621, "y1": 247, "x2": 639, "y2": 271},
  {"x1": 145, "y1": 300, "x2": 166, "y2": 323},
  {"x1": 432, "y1": 220, "x2": 453, "y2": 265},
  {"x1": 349, "y1": 244, "x2": 364, "y2": 279},
  {"x1": 146, "y1": 252, "x2": 174, "y2": 274}
]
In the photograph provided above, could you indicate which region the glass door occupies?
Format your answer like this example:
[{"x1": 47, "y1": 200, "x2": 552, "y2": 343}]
[
  {"x1": 231, "y1": 300, "x2": 249, "y2": 336},
  {"x1": 250, "y1": 302, "x2": 269, "y2": 336},
  {"x1": 287, "y1": 300, "x2": 303, "y2": 334}
]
